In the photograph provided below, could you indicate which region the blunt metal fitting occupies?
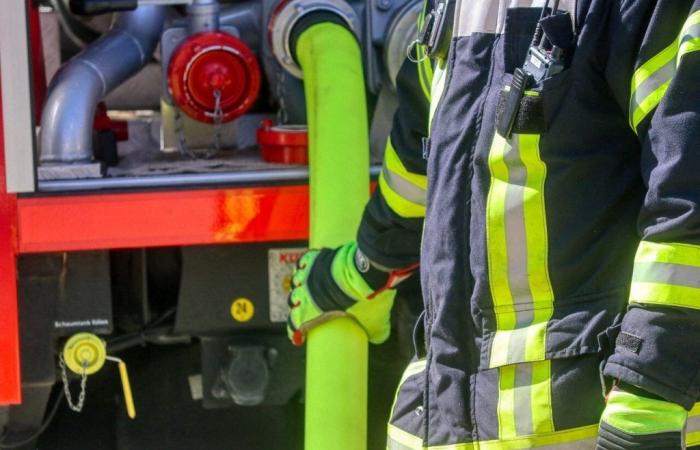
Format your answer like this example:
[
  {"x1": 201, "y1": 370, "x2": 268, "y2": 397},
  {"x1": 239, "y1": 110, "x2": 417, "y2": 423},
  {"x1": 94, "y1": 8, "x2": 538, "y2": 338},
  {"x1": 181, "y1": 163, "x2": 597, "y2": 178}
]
[{"x1": 269, "y1": 0, "x2": 359, "y2": 78}]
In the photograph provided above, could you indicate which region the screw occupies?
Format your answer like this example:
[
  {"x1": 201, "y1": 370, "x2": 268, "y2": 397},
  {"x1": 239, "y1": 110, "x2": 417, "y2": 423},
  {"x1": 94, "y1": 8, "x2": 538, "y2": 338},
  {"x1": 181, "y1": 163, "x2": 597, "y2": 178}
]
[{"x1": 378, "y1": 0, "x2": 392, "y2": 11}]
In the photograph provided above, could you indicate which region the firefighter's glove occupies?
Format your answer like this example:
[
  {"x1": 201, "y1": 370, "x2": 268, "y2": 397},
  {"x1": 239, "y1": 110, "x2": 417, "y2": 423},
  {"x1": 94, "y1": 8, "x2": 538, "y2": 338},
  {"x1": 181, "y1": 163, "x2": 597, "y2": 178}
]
[
  {"x1": 596, "y1": 384, "x2": 688, "y2": 450},
  {"x1": 287, "y1": 242, "x2": 417, "y2": 346}
]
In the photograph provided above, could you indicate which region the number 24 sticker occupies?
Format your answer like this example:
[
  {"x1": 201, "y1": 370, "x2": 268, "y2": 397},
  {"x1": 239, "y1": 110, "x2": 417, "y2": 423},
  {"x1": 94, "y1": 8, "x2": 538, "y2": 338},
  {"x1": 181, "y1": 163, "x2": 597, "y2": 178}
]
[{"x1": 230, "y1": 298, "x2": 255, "y2": 322}]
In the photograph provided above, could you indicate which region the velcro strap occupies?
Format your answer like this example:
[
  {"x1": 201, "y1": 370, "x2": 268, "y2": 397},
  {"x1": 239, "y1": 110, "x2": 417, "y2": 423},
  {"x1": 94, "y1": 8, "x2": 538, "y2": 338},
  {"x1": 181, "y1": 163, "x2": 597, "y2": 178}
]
[
  {"x1": 495, "y1": 88, "x2": 546, "y2": 135},
  {"x1": 307, "y1": 249, "x2": 356, "y2": 311}
]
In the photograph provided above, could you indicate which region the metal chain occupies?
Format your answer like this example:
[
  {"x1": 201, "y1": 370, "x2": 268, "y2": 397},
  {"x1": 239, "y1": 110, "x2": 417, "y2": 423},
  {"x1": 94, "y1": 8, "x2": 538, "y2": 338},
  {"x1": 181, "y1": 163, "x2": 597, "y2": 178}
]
[
  {"x1": 174, "y1": 105, "x2": 197, "y2": 159},
  {"x1": 59, "y1": 354, "x2": 87, "y2": 413},
  {"x1": 275, "y1": 69, "x2": 288, "y2": 125},
  {"x1": 209, "y1": 89, "x2": 224, "y2": 158},
  {"x1": 174, "y1": 89, "x2": 224, "y2": 159}
]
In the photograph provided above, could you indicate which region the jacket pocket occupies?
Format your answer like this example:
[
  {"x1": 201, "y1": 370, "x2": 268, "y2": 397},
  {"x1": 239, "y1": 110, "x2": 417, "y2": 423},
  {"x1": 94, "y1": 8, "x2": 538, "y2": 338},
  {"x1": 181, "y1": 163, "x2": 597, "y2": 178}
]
[
  {"x1": 387, "y1": 358, "x2": 426, "y2": 449},
  {"x1": 478, "y1": 288, "x2": 627, "y2": 370}
]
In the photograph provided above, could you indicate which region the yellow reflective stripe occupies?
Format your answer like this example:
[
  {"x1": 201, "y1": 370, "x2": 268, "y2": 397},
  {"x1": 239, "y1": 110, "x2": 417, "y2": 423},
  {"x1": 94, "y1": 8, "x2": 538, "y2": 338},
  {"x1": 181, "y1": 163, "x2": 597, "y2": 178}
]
[
  {"x1": 530, "y1": 361, "x2": 554, "y2": 435},
  {"x1": 635, "y1": 241, "x2": 700, "y2": 267},
  {"x1": 687, "y1": 403, "x2": 700, "y2": 446},
  {"x1": 379, "y1": 173, "x2": 426, "y2": 217},
  {"x1": 497, "y1": 361, "x2": 554, "y2": 441},
  {"x1": 630, "y1": 241, "x2": 700, "y2": 309},
  {"x1": 630, "y1": 9, "x2": 700, "y2": 131},
  {"x1": 631, "y1": 78, "x2": 672, "y2": 131},
  {"x1": 387, "y1": 423, "x2": 598, "y2": 450},
  {"x1": 602, "y1": 389, "x2": 687, "y2": 434},
  {"x1": 389, "y1": 359, "x2": 426, "y2": 419},
  {"x1": 487, "y1": 132, "x2": 515, "y2": 327},
  {"x1": 498, "y1": 365, "x2": 518, "y2": 439},
  {"x1": 385, "y1": 140, "x2": 428, "y2": 190},
  {"x1": 415, "y1": 7, "x2": 432, "y2": 101},
  {"x1": 429, "y1": 60, "x2": 447, "y2": 128},
  {"x1": 486, "y1": 132, "x2": 554, "y2": 369},
  {"x1": 379, "y1": 139, "x2": 427, "y2": 218},
  {"x1": 387, "y1": 424, "x2": 426, "y2": 450},
  {"x1": 520, "y1": 134, "x2": 554, "y2": 305},
  {"x1": 679, "y1": 36, "x2": 700, "y2": 59},
  {"x1": 630, "y1": 282, "x2": 700, "y2": 309}
]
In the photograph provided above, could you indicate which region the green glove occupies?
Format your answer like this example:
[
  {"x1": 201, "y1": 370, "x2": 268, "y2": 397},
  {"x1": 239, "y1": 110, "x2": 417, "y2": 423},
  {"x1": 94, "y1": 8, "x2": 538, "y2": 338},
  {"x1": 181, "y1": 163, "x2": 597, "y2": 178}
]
[
  {"x1": 597, "y1": 384, "x2": 688, "y2": 450},
  {"x1": 287, "y1": 242, "x2": 416, "y2": 346}
]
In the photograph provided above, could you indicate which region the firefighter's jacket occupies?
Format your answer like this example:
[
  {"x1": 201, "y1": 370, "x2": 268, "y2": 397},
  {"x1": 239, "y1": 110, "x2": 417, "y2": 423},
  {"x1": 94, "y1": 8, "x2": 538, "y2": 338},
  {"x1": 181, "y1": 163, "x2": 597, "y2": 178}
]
[{"x1": 358, "y1": 0, "x2": 700, "y2": 448}]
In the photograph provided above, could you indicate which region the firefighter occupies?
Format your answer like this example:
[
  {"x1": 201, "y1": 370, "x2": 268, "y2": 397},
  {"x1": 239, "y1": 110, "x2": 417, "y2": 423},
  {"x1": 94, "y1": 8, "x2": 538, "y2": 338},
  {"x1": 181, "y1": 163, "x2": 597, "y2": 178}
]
[{"x1": 288, "y1": 0, "x2": 700, "y2": 448}]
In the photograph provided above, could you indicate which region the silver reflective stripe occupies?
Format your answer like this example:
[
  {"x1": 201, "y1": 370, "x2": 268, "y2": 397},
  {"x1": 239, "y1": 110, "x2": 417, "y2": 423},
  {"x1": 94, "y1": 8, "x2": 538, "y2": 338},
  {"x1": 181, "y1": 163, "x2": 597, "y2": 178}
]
[
  {"x1": 387, "y1": 437, "x2": 418, "y2": 450},
  {"x1": 681, "y1": 23, "x2": 700, "y2": 49},
  {"x1": 687, "y1": 413, "x2": 700, "y2": 433},
  {"x1": 387, "y1": 434, "x2": 597, "y2": 449},
  {"x1": 633, "y1": 261, "x2": 700, "y2": 289},
  {"x1": 501, "y1": 136, "x2": 536, "y2": 364},
  {"x1": 504, "y1": 138, "x2": 535, "y2": 306},
  {"x1": 629, "y1": 55, "x2": 677, "y2": 121},
  {"x1": 382, "y1": 166, "x2": 427, "y2": 205},
  {"x1": 454, "y1": 0, "x2": 575, "y2": 37},
  {"x1": 514, "y1": 362, "x2": 534, "y2": 437},
  {"x1": 535, "y1": 437, "x2": 597, "y2": 449},
  {"x1": 630, "y1": 20, "x2": 700, "y2": 130}
]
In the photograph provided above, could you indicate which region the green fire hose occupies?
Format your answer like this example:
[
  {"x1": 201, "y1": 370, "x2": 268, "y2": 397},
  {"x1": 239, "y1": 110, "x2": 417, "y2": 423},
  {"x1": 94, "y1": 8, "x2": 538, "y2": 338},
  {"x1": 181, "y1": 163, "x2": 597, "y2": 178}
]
[{"x1": 296, "y1": 22, "x2": 370, "y2": 450}]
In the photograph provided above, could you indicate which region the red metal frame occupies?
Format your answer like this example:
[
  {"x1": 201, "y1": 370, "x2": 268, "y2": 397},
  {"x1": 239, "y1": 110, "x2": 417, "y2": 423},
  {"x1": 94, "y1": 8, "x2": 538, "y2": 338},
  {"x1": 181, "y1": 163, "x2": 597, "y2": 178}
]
[
  {"x1": 0, "y1": 73, "x2": 22, "y2": 405},
  {"x1": 17, "y1": 185, "x2": 311, "y2": 254},
  {"x1": 0, "y1": 3, "x2": 374, "y2": 406}
]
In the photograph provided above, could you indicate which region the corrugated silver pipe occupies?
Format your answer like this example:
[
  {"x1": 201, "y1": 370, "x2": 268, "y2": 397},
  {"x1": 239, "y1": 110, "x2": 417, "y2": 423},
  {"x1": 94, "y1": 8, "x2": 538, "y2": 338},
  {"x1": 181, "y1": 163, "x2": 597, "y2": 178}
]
[{"x1": 39, "y1": 6, "x2": 167, "y2": 164}]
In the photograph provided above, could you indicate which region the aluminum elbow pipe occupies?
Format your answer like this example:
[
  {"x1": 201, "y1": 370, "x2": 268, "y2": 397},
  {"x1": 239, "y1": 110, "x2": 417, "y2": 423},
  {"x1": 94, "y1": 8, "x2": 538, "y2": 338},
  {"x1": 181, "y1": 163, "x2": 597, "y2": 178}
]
[{"x1": 39, "y1": 5, "x2": 166, "y2": 164}]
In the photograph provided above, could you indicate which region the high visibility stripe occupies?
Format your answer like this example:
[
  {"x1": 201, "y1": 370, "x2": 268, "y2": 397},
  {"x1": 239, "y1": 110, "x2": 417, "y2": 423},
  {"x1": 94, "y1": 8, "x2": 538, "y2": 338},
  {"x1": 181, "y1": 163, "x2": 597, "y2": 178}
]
[
  {"x1": 386, "y1": 423, "x2": 598, "y2": 449},
  {"x1": 415, "y1": 6, "x2": 433, "y2": 101},
  {"x1": 687, "y1": 403, "x2": 700, "y2": 446},
  {"x1": 429, "y1": 60, "x2": 447, "y2": 127},
  {"x1": 389, "y1": 359, "x2": 426, "y2": 421},
  {"x1": 630, "y1": 241, "x2": 700, "y2": 309},
  {"x1": 379, "y1": 140, "x2": 427, "y2": 218},
  {"x1": 385, "y1": 140, "x2": 428, "y2": 191},
  {"x1": 379, "y1": 175, "x2": 426, "y2": 217},
  {"x1": 601, "y1": 389, "x2": 688, "y2": 435},
  {"x1": 497, "y1": 361, "x2": 554, "y2": 441},
  {"x1": 486, "y1": 130, "x2": 554, "y2": 369},
  {"x1": 629, "y1": 10, "x2": 700, "y2": 132}
]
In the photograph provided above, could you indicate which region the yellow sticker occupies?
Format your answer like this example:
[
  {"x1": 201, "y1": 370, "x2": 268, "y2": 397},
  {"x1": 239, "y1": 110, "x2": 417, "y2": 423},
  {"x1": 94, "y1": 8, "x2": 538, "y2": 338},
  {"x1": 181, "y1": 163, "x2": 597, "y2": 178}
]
[{"x1": 230, "y1": 298, "x2": 255, "y2": 322}]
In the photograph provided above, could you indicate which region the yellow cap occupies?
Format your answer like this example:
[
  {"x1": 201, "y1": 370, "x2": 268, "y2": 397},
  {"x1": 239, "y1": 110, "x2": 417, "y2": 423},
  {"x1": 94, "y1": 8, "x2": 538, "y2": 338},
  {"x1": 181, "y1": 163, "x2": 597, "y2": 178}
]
[{"x1": 62, "y1": 333, "x2": 107, "y2": 375}]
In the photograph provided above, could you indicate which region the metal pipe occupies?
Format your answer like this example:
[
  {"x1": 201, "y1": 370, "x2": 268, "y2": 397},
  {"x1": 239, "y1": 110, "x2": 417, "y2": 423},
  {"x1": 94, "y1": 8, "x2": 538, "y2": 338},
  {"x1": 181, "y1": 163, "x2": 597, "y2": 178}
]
[
  {"x1": 186, "y1": 0, "x2": 219, "y2": 34},
  {"x1": 39, "y1": 6, "x2": 166, "y2": 164},
  {"x1": 219, "y1": 1, "x2": 262, "y2": 50},
  {"x1": 37, "y1": 165, "x2": 383, "y2": 192}
]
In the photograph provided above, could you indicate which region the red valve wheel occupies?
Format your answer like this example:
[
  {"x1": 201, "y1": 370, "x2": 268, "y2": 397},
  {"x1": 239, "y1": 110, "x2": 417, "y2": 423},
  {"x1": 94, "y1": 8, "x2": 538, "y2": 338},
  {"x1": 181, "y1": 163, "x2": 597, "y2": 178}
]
[{"x1": 168, "y1": 31, "x2": 261, "y2": 124}]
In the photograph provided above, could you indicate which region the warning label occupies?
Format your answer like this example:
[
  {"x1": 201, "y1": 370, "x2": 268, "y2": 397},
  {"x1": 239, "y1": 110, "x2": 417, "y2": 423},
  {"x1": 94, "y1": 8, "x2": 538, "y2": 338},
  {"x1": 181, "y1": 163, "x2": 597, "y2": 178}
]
[{"x1": 268, "y1": 248, "x2": 307, "y2": 322}]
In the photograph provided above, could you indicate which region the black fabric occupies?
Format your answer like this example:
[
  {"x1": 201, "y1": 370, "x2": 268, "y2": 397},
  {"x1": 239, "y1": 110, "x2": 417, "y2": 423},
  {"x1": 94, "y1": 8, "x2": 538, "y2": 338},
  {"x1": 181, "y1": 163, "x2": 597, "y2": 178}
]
[
  {"x1": 596, "y1": 420, "x2": 683, "y2": 450},
  {"x1": 388, "y1": 359, "x2": 426, "y2": 441},
  {"x1": 551, "y1": 354, "x2": 606, "y2": 431},
  {"x1": 495, "y1": 86, "x2": 546, "y2": 135},
  {"x1": 358, "y1": 260, "x2": 393, "y2": 292},
  {"x1": 357, "y1": 55, "x2": 429, "y2": 269},
  {"x1": 407, "y1": 0, "x2": 700, "y2": 446},
  {"x1": 306, "y1": 248, "x2": 356, "y2": 311},
  {"x1": 539, "y1": 12, "x2": 575, "y2": 50},
  {"x1": 604, "y1": 304, "x2": 700, "y2": 410}
]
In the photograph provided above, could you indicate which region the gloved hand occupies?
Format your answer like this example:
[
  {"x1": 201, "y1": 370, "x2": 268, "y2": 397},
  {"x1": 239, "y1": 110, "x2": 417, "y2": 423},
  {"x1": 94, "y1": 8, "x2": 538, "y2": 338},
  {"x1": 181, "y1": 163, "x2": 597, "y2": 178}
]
[
  {"x1": 596, "y1": 384, "x2": 688, "y2": 450},
  {"x1": 286, "y1": 241, "x2": 417, "y2": 346}
]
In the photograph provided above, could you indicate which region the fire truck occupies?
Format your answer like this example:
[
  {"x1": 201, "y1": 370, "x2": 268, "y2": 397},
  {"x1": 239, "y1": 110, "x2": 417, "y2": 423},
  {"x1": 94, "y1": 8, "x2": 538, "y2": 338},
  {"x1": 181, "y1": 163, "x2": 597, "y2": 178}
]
[{"x1": 0, "y1": 0, "x2": 422, "y2": 448}]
